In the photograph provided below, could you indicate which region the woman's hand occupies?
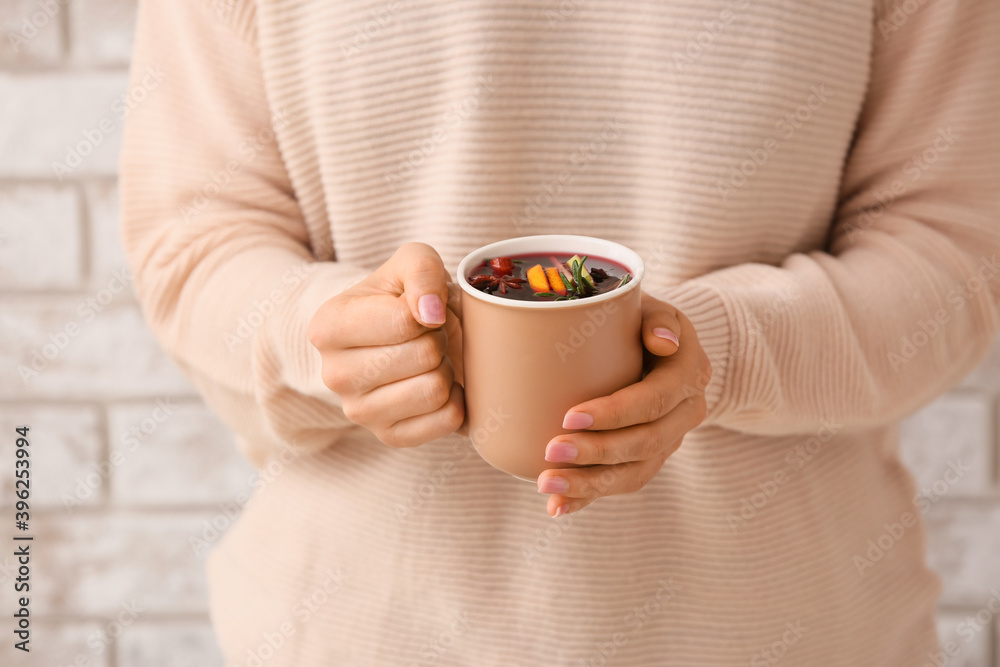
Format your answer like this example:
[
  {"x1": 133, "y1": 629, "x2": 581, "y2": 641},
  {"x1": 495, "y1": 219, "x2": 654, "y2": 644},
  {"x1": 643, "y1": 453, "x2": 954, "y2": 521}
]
[
  {"x1": 307, "y1": 242, "x2": 466, "y2": 448},
  {"x1": 537, "y1": 292, "x2": 712, "y2": 516}
]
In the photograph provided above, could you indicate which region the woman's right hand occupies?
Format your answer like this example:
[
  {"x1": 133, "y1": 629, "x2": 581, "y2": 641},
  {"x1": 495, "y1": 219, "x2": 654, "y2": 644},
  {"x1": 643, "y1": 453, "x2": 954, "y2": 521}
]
[{"x1": 307, "y1": 242, "x2": 466, "y2": 448}]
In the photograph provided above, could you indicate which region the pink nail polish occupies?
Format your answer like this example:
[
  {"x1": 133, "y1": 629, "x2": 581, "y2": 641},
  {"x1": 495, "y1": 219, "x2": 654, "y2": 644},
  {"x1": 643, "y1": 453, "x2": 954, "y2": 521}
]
[
  {"x1": 653, "y1": 327, "x2": 679, "y2": 345},
  {"x1": 538, "y1": 476, "x2": 569, "y2": 494},
  {"x1": 545, "y1": 441, "x2": 578, "y2": 463},
  {"x1": 418, "y1": 294, "x2": 445, "y2": 325},
  {"x1": 562, "y1": 411, "x2": 593, "y2": 430}
]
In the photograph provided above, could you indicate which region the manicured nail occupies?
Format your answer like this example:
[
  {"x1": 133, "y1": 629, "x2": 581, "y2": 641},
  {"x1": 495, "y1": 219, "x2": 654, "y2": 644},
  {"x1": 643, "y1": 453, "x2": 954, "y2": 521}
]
[
  {"x1": 562, "y1": 411, "x2": 594, "y2": 430},
  {"x1": 538, "y1": 476, "x2": 570, "y2": 494},
  {"x1": 653, "y1": 327, "x2": 679, "y2": 345},
  {"x1": 545, "y1": 441, "x2": 578, "y2": 463},
  {"x1": 553, "y1": 505, "x2": 567, "y2": 518},
  {"x1": 418, "y1": 294, "x2": 446, "y2": 325}
]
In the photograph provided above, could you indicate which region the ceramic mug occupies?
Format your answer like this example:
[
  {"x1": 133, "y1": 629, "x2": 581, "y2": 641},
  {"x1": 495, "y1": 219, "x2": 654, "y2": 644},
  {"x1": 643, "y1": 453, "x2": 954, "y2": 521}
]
[{"x1": 456, "y1": 234, "x2": 645, "y2": 481}]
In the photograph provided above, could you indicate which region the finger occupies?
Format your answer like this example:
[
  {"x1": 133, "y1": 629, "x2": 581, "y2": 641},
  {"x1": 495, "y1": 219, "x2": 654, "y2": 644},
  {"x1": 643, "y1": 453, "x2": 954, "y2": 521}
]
[
  {"x1": 446, "y1": 281, "x2": 463, "y2": 321},
  {"x1": 544, "y1": 399, "x2": 701, "y2": 466},
  {"x1": 537, "y1": 455, "x2": 668, "y2": 501},
  {"x1": 376, "y1": 242, "x2": 451, "y2": 328},
  {"x1": 329, "y1": 329, "x2": 447, "y2": 395},
  {"x1": 546, "y1": 494, "x2": 595, "y2": 518},
  {"x1": 443, "y1": 305, "x2": 464, "y2": 387},
  {"x1": 561, "y1": 363, "x2": 701, "y2": 432},
  {"x1": 345, "y1": 359, "x2": 455, "y2": 429},
  {"x1": 380, "y1": 382, "x2": 466, "y2": 448},
  {"x1": 314, "y1": 293, "x2": 430, "y2": 348},
  {"x1": 640, "y1": 292, "x2": 682, "y2": 357}
]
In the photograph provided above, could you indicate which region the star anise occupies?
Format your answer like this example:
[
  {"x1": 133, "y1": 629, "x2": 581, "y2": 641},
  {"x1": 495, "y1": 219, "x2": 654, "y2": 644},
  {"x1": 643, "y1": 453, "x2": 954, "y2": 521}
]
[{"x1": 470, "y1": 273, "x2": 527, "y2": 295}]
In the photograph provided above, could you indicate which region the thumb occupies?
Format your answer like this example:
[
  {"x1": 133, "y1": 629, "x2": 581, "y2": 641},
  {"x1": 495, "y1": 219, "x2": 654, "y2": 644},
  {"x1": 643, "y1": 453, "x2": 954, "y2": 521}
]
[
  {"x1": 640, "y1": 292, "x2": 681, "y2": 357},
  {"x1": 379, "y1": 242, "x2": 451, "y2": 328}
]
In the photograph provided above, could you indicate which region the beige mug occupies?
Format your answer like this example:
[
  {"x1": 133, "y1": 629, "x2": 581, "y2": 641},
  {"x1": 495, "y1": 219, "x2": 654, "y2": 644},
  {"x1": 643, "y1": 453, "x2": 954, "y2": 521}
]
[{"x1": 456, "y1": 234, "x2": 645, "y2": 481}]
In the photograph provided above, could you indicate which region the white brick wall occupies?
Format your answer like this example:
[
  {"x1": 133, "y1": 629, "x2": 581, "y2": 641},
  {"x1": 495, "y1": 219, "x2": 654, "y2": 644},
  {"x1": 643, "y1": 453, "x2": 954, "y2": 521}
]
[{"x1": 0, "y1": 2, "x2": 998, "y2": 665}]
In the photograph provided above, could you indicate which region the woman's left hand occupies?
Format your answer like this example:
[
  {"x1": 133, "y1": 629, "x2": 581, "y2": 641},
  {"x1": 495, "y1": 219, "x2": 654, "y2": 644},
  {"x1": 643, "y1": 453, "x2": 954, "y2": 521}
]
[{"x1": 537, "y1": 291, "x2": 713, "y2": 517}]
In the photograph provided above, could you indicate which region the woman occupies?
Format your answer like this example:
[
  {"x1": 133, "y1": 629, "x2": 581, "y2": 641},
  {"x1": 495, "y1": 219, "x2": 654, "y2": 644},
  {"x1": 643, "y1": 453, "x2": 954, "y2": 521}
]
[{"x1": 120, "y1": 0, "x2": 999, "y2": 664}]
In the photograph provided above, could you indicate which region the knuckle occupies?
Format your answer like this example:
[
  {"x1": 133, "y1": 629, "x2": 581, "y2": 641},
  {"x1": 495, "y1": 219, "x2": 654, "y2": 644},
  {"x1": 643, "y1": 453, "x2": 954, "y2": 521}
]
[
  {"x1": 390, "y1": 304, "x2": 417, "y2": 341},
  {"x1": 439, "y1": 393, "x2": 464, "y2": 429},
  {"x1": 578, "y1": 475, "x2": 601, "y2": 497},
  {"x1": 321, "y1": 361, "x2": 349, "y2": 394},
  {"x1": 409, "y1": 253, "x2": 444, "y2": 279},
  {"x1": 308, "y1": 298, "x2": 344, "y2": 348},
  {"x1": 637, "y1": 425, "x2": 661, "y2": 461},
  {"x1": 306, "y1": 314, "x2": 323, "y2": 348},
  {"x1": 698, "y1": 352, "x2": 713, "y2": 386},
  {"x1": 378, "y1": 427, "x2": 406, "y2": 449},
  {"x1": 691, "y1": 396, "x2": 708, "y2": 425},
  {"x1": 340, "y1": 399, "x2": 366, "y2": 426},
  {"x1": 414, "y1": 332, "x2": 445, "y2": 374},
  {"x1": 604, "y1": 398, "x2": 629, "y2": 428},
  {"x1": 647, "y1": 389, "x2": 669, "y2": 422},
  {"x1": 421, "y1": 369, "x2": 453, "y2": 410},
  {"x1": 624, "y1": 467, "x2": 647, "y2": 494}
]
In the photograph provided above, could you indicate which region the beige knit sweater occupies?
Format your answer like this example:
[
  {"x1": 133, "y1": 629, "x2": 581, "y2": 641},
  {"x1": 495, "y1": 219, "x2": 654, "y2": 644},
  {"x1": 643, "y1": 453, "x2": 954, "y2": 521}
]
[{"x1": 120, "y1": 0, "x2": 1000, "y2": 664}]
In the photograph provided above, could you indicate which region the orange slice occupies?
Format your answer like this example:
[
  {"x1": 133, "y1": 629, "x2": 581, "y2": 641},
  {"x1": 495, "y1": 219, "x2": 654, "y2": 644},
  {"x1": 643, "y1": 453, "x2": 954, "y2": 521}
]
[
  {"x1": 526, "y1": 264, "x2": 551, "y2": 292},
  {"x1": 545, "y1": 267, "x2": 567, "y2": 295}
]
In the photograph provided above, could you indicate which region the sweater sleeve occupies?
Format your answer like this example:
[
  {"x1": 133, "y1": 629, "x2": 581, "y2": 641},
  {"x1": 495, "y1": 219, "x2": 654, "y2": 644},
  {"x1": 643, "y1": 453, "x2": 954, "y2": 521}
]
[
  {"x1": 119, "y1": 0, "x2": 371, "y2": 465},
  {"x1": 661, "y1": 0, "x2": 1000, "y2": 436}
]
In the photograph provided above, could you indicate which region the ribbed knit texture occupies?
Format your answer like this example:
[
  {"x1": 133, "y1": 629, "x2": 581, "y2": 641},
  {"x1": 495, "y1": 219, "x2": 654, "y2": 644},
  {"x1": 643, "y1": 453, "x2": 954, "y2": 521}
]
[{"x1": 119, "y1": 0, "x2": 1000, "y2": 664}]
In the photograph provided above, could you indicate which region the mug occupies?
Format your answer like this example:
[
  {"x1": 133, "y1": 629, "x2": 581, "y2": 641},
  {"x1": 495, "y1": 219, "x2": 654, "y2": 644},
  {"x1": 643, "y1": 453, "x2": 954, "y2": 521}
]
[{"x1": 456, "y1": 234, "x2": 645, "y2": 481}]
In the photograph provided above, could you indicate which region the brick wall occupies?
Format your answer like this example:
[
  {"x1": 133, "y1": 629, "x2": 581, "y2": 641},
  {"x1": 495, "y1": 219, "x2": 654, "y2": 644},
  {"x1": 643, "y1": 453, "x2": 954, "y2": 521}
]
[{"x1": 0, "y1": 2, "x2": 998, "y2": 666}]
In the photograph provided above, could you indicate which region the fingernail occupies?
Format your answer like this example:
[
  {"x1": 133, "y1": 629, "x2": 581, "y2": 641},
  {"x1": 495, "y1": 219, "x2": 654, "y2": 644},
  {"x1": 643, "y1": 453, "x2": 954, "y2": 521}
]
[
  {"x1": 538, "y1": 476, "x2": 570, "y2": 494},
  {"x1": 653, "y1": 327, "x2": 679, "y2": 345},
  {"x1": 545, "y1": 441, "x2": 578, "y2": 463},
  {"x1": 418, "y1": 294, "x2": 446, "y2": 325},
  {"x1": 562, "y1": 411, "x2": 593, "y2": 430},
  {"x1": 553, "y1": 504, "x2": 567, "y2": 518}
]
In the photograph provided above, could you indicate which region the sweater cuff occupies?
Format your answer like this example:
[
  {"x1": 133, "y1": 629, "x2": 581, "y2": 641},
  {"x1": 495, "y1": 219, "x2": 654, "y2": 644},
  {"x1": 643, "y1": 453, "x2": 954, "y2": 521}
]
[
  {"x1": 657, "y1": 280, "x2": 736, "y2": 424},
  {"x1": 251, "y1": 259, "x2": 371, "y2": 454}
]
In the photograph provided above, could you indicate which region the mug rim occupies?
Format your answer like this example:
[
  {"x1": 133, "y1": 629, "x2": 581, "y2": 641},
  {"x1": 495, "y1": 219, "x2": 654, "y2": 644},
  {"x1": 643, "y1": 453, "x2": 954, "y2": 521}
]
[{"x1": 455, "y1": 234, "x2": 644, "y2": 309}]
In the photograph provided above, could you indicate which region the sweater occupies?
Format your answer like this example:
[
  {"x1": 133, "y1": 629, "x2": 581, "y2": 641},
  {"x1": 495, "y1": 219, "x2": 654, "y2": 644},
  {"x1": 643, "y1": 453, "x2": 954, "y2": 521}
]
[{"x1": 119, "y1": 0, "x2": 1000, "y2": 664}]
